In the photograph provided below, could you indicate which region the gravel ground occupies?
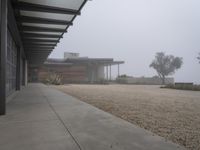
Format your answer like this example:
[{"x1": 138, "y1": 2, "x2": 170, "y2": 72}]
[{"x1": 54, "y1": 84, "x2": 200, "y2": 150}]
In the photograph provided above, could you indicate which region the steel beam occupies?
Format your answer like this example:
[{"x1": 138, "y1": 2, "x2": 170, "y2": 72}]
[
  {"x1": 21, "y1": 26, "x2": 66, "y2": 33},
  {"x1": 22, "y1": 33, "x2": 61, "y2": 38},
  {"x1": 25, "y1": 48, "x2": 53, "y2": 50},
  {"x1": 17, "y1": 16, "x2": 73, "y2": 25},
  {"x1": 23, "y1": 39, "x2": 59, "y2": 43},
  {"x1": 23, "y1": 41, "x2": 57, "y2": 45},
  {"x1": 24, "y1": 46, "x2": 55, "y2": 49},
  {"x1": 25, "y1": 51, "x2": 52, "y2": 54},
  {"x1": 23, "y1": 43, "x2": 56, "y2": 47}
]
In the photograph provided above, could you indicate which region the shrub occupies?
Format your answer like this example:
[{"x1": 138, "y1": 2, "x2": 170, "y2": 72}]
[
  {"x1": 46, "y1": 73, "x2": 63, "y2": 85},
  {"x1": 118, "y1": 74, "x2": 128, "y2": 78},
  {"x1": 97, "y1": 78, "x2": 109, "y2": 84},
  {"x1": 116, "y1": 77, "x2": 128, "y2": 84},
  {"x1": 162, "y1": 84, "x2": 200, "y2": 91},
  {"x1": 193, "y1": 85, "x2": 200, "y2": 91}
]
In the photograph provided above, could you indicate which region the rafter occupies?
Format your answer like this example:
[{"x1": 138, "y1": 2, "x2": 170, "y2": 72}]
[
  {"x1": 25, "y1": 48, "x2": 53, "y2": 51},
  {"x1": 21, "y1": 26, "x2": 66, "y2": 33},
  {"x1": 22, "y1": 38, "x2": 59, "y2": 43},
  {"x1": 22, "y1": 33, "x2": 61, "y2": 38},
  {"x1": 17, "y1": 16, "x2": 73, "y2": 25},
  {"x1": 23, "y1": 41, "x2": 57, "y2": 45},
  {"x1": 25, "y1": 51, "x2": 52, "y2": 54},
  {"x1": 24, "y1": 46, "x2": 55, "y2": 50},
  {"x1": 23, "y1": 43, "x2": 56, "y2": 47}
]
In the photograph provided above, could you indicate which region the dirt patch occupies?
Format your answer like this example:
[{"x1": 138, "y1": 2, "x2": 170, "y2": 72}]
[{"x1": 54, "y1": 84, "x2": 200, "y2": 150}]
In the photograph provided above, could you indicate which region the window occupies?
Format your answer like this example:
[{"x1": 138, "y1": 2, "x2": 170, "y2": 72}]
[{"x1": 6, "y1": 30, "x2": 17, "y2": 96}]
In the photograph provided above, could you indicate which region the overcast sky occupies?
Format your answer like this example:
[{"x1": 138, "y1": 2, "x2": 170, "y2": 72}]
[{"x1": 50, "y1": 0, "x2": 200, "y2": 83}]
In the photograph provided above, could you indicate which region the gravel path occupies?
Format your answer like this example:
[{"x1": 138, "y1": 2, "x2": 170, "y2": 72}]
[{"x1": 54, "y1": 84, "x2": 200, "y2": 150}]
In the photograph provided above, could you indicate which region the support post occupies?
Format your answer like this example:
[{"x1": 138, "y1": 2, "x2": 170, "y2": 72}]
[
  {"x1": 23, "y1": 58, "x2": 28, "y2": 86},
  {"x1": 106, "y1": 65, "x2": 108, "y2": 81},
  {"x1": 0, "y1": 0, "x2": 7, "y2": 115},
  {"x1": 109, "y1": 65, "x2": 111, "y2": 81},
  {"x1": 16, "y1": 46, "x2": 21, "y2": 90},
  {"x1": 22, "y1": 58, "x2": 26, "y2": 86},
  {"x1": 118, "y1": 64, "x2": 120, "y2": 77}
]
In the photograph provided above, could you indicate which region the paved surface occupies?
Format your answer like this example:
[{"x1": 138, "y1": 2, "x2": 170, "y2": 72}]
[{"x1": 0, "y1": 84, "x2": 184, "y2": 150}]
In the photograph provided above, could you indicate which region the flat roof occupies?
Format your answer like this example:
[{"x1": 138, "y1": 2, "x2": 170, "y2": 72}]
[
  {"x1": 45, "y1": 58, "x2": 125, "y2": 66},
  {"x1": 12, "y1": 0, "x2": 88, "y2": 65}
]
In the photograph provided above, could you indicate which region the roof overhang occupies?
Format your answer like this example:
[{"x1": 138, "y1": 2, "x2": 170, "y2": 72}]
[
  {"x1": 45, "y1": 58, "x2": 125, "y2": 66},
  {"x1": 11, "y1": 0, "x2": 88, "y2": 66}
]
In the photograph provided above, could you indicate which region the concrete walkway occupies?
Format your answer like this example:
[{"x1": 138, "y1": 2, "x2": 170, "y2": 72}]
[{"x1": 0, "y1": 84, "x2": 184, "y2": 150}]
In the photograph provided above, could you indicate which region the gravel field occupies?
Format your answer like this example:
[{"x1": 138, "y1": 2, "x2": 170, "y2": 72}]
[{"x1": 54, "y1": 84, "x2": 200, "y2": 150}]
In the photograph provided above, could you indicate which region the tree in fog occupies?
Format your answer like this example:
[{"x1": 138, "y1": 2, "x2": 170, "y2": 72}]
[
  {"x1": 150, "y1": 52, "x2": 183, "y2": 84},
  {"x1": 198, "y1": 53, "x2": 200, "y2": 64}
]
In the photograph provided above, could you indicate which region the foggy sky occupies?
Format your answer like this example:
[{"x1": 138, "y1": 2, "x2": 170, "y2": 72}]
[{"x1": 50, "y1": 0, "x2": 200, "y2": 83}]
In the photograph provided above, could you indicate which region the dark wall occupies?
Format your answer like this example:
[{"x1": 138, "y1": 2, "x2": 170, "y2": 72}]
[
  {"x1": 0, "y1": 0, "x2": 27, "y2": 115},
  {"x1": 7, "y1": 0, "x2": 25, "y2": 91}
]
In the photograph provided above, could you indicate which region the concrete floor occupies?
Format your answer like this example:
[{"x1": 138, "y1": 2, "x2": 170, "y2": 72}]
[{"x1": 0, "y1": 83, "x2": 184, "y2": 150}]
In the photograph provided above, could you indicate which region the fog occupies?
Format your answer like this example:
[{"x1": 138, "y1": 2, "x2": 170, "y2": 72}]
[{"x1": 50, "y1": 0, "x2": 200, "y2": 84}]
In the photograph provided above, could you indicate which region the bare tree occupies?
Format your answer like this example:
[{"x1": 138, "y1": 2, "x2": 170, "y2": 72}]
[
  {"x1": 150, "y1": 52, "x2": 183, "y2": 84},
  {"x1": 198, "y1": 53, "x2": 200, "y2": 64}
]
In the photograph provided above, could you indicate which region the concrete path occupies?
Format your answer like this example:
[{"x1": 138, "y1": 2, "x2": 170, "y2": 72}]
[{"x1": 0, "y1": 84, "x2": 184, "y2": 150}]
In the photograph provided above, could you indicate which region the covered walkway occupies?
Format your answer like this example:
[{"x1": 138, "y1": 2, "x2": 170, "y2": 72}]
[{"x1": 0, "y1": 84, "x2": 183, "y2": 150}]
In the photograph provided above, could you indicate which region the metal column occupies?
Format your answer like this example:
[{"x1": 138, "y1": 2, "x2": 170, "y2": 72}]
[
  {"x1": 22, "y1": 58, "x2": 25, "y2": 86},
  {"x1": 16, "y1": 47, "x2": 21, "y2": 90},
  {"x1": 118, "y1": 64, "x2": 120, "y2": 77},
  {"x1": 109, "y1": 65, "x2": 111, "y2": 81},
  {"x1": 106, "y1": 65, "x2": 108, "y2": 81},
  {"x1": 0, "y1": 0, "x2": 7, "y2": 115}
]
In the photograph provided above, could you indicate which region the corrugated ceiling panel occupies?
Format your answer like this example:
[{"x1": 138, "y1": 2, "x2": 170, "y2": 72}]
[
  {"x1": 20, "y1": 11, "x2": 74, "y2": 21},
  {"x1": 18, "y1": 0, "x2": 84, "y2": 10}
]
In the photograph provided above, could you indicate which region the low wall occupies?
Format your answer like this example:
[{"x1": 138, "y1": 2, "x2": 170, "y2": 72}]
[{"x1": 117, "y1": 77, "x2": 174, "y2": 85}]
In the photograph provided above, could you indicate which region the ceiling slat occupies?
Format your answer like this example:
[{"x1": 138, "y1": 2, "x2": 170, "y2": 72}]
[
  {"x1": 22, "y1": 33, "x2": 61, "y2": 38},
  {"x1": 21, "y1": 26, "x2": 66, "y2": 32},
  {"x1": 22, "y1": 39, "x2": 59, "y2": 43},
  {"x1": 24, "y1": 47, "x2": 55, "y2": 50},
  {"x1": 25, "y1": 48, "x2": 53, "y2": 51},
  {"x1": 23, "y1": 41, "x2": 57, "y2": 45},
  {"x1": 14, "y1": 2, "x2": 80, "y2": 15},
  {"x1": 17, "y1": 16, "x2": 73, "y2": 25},
  {"x1": 23, "y1": 43, "x2": 56, "y2": 46}
]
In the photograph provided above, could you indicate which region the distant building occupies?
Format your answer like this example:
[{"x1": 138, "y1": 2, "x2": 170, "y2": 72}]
[
  {"x1": 64, "y1": 52, "x2": 80, "y2": 59},
  {"x1": 29, "y1": 53, "x2": 124, "y2": 83}
]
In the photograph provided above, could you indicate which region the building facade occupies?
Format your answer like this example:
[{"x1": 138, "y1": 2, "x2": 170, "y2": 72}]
[{"x1": 29, "y1": 53, "x2": 124, "y2": 83}]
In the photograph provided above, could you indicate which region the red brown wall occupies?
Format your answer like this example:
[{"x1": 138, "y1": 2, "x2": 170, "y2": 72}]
[{"x1": 38, "y1": 64, "x2": 87, "y2": 83}]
